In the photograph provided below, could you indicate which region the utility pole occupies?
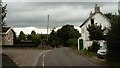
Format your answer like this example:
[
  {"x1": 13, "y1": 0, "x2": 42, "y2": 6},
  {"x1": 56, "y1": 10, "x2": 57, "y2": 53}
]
[{"x1": 47, "y1": 14, "x2": 49, "y2": 43}]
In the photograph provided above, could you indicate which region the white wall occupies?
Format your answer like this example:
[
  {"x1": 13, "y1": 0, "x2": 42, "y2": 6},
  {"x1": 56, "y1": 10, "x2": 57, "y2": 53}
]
[{"x1": 81, "y1": 13, "x2": 110, "y2": 49}]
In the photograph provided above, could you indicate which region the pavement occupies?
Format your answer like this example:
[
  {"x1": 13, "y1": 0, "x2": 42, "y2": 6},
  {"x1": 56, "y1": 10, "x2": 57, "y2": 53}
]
[
  {"x1": 2, "y1": 47, "x2": 105, "y2": 68},
  {"x1": 2, "y1": 54, "x2": 19, "y2": 68}
]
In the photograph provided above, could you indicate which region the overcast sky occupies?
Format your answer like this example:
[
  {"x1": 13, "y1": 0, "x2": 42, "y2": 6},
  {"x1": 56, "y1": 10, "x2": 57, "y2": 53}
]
[{"x1": 2, "y1": 0, "x2": 119, "y2": 34}]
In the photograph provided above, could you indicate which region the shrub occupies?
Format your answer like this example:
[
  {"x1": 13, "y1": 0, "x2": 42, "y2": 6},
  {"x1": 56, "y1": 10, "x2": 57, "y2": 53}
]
[
  {"x1": 88, "y1": 41, "x2": 100, "y2": 53},
  {"x1": 66, "y1": 38, "x2": 77, "y2": 47}
]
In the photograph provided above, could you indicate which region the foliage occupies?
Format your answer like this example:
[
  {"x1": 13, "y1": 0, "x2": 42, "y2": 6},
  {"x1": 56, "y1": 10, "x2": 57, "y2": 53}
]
[
  {"x1": 30, "y1": 30, "x2": 39, "y2": 42},
  {"x1": 104, "y1": 13, "x2": 118, "y2": 25},
  {"x1": 66, "y1": 38, "x2": 78, "y2": 47},
  {"x1": 88, "y1": 41, "x2": 100, "y2": 53},
  {"x1": 57, "y1": 24, "x2": 81, "y2": 46},
  {"x1": 86, "y1": 23, "x2": 106, "y2": 40},
  {"x1": 1, "y1": 3, "x2": 7, "y2": 26},
  {"x1": 106, "y1": 14, "x2": 120, "y2": 64},
  {"x1": 27, "y1": 34, "x2": 32, "y2": 41},
  {"x1": 48, "y1": 30, "x2": 61, "y2": 47},
  {"x1": 80, "y1": 50, "x2": 96, "y2": 57},
  {"x1": 48, "y1": 24, "x2": 81, "y2": 47},
  {"x1": 18, "y1": 31, "x2": 26, "y2": 42}
]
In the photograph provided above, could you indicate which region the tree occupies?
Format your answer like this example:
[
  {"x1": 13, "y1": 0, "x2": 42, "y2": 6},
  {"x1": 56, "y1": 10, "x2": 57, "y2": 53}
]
[
  {"x1": 18, "y1": 31, "x2": 26, "y2": 42},
  {"x1": 88, "y1": 41, "x2": 100, "y2": 53},
  {"x1": 56, "y1": 24, "x2": 81, "y2": 47},
  {"x1": 106, "y1": 14, "x2": 120, "y2": 65},
  {"x1": 104, "y1": 13, "x2": 118, "y2": 25},
  {"x1": 86, "y1": 23, "x2": 106, "y2": 40},
  {"x1": 27, "y1": 34, "x2": 32, "y2": 41},
  {"x1": 30, "y1": 30, "x2": 39, "y2": 43},
  {"x1": 1, "y1": 3, "x2": 7, "y2": 27},
  {"x1": 48, "y1": 30, "x2": 61, "y2": 47},
  {"x1": 66, "y1": 38, "x2": 78, "y2": 47}
]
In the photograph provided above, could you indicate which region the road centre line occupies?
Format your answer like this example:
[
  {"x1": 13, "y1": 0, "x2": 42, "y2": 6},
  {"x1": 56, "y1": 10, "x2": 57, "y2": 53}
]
[{"x1": 42, "y1": 50, "x2": 51, "y2": 67}]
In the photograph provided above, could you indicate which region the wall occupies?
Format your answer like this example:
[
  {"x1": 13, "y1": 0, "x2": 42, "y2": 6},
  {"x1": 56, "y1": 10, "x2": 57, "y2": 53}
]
[
  {"x1": 2, "y1": 29, "x2": 14, "y2": 45},
  {"x1": 83, "y1": 40, "x2": 105, "y2": 49},
  {"x1": 81, "y1": 13, "x2": 110, "y2": 49}
]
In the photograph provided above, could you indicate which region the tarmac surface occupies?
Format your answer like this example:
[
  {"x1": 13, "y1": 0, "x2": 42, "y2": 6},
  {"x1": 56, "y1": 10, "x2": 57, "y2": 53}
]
[{"x1": 2, "y1": 47, "x2": 105, "y2": 68}]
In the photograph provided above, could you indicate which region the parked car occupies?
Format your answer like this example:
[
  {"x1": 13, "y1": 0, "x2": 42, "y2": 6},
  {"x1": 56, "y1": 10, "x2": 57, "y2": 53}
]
[{"x1": 97, "y1": 45, "x2": 107, "y2": 58}]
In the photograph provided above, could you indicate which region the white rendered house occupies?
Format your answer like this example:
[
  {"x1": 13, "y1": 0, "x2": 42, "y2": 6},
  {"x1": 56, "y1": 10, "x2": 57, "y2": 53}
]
[{"x1": 80, "y1": 4, "x2": 110, "y2": 49}]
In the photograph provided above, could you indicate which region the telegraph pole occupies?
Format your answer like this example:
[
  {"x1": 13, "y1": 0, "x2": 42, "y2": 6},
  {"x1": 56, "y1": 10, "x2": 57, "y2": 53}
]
[{"x1": 47, "y1": 14, "x2": 49, "y2": 43}]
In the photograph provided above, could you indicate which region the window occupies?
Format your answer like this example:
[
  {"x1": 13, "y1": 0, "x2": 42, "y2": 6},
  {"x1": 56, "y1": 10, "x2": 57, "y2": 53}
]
[{"x1": 91, "y1": 19, "x2": 94, "y2": 24}]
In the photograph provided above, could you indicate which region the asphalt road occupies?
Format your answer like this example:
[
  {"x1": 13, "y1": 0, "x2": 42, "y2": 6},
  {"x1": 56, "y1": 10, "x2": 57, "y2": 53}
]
[
  {"x1": 37, "y1": 47, "x2": 102, "y2": 66},
  {"x1": 3, "y1": 47, "x2": 104, "y2": 68},
  {"x1": 3, "y1": 49, "x2": 46, "y2": 66}
]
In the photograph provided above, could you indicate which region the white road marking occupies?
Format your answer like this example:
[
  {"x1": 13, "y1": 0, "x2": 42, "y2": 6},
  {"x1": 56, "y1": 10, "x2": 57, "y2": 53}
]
[
  {"x1": 42, "y1": 50, "x2": 51, "y2": 67},
  {"x1": 33, "y1": 51, "x2": 45, "y2": 66},
  {"x1": 42, "y1": 54, "x2": 45, "y2": 67}
]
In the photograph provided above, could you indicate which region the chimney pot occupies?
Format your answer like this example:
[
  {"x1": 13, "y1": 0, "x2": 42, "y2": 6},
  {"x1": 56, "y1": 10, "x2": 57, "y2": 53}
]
[{"x1": 94, "y1": 4, "x2": 100, "y2": 13}]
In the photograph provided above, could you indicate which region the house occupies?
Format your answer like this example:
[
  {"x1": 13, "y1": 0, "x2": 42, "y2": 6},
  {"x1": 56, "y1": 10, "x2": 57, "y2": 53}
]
[
  {"x1": 79, "y1": 4, "x2": 110, "y2": 49},
  {"x1": 1, "y1": 26, "x2": 15, "y2": 45}
]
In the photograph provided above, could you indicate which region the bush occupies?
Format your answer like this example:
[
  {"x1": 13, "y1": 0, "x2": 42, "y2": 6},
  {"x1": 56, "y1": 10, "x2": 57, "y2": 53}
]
[
  {"x1": 66, "y1": 38, "x2": 77, "y2": 47},
  {"x1": 88, "y1": 41, "x2": 100, "y2": 53}
]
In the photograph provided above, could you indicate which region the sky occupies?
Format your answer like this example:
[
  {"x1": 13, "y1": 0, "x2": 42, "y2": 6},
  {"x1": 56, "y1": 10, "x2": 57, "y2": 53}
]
[{"x1": 2, "y1": 0, "x2": 119, "y2": 34}]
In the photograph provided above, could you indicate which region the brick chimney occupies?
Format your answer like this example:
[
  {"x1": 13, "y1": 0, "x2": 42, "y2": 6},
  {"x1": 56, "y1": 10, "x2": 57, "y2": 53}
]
[{"x1": 94, "y1": 4, "x2": 100, "y2": 13}]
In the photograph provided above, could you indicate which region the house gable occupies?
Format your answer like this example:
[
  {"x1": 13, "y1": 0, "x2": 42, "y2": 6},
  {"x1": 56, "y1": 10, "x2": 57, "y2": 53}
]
[
  {"x1": 80, "y1": 4, "x2": 110, "y2": 28},
  {"x1": 2, "y1": 26, "x2": 15, "y2": 45},
  {"x1": 79, "y1": 4, "x2": 111, "y2": 49}
]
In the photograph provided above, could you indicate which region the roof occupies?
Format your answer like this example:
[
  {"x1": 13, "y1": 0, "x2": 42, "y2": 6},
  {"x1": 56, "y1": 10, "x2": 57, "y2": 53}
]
[
  {"x1": 80, "y1": 12, "x2": 110, "y2": 28},
  {"x1": 2, "y1": 26, "x2": 15, "y2": 34},
  {"x1": 2, "y1": 27, "x2": 11, "y2": 33}
]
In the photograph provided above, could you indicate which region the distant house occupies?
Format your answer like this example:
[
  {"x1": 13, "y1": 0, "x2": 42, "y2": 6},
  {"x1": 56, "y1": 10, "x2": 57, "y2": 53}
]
[
  {"x1": 80, "y1": 4, "x2": 110, "y2": 49},
  {"x1": 1, "y1": 26, "x2": 15, "y2": 45}
]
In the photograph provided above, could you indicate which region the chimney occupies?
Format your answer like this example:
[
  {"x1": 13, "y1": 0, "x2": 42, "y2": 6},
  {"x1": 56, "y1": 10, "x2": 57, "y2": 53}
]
[
  {"x1": 90, "y1": 11, "x2": 93, "y2": 16},
  {"x1": 94, "y1": 4, "x2": 100, "y2": 13}
]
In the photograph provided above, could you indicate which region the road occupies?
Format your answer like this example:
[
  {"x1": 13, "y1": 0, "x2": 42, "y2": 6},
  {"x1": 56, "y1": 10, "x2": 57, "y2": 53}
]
[
  {"x1": 3, "y1": 47, "x2": 104, "y2": 68},
  {"x1": 37, "y1": 47, "x2": 101, "y2": 66},
  {"x1": 2, "y1": 54, "x2": 19, "y2": 68},
  {"x1": 3, "y1": 48, "x2": 46, "y2": 66}
]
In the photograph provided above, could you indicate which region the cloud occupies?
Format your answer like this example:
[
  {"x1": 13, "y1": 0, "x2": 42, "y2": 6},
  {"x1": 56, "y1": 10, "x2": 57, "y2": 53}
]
[
  {"x1": 5, "y1": 2, "x2": 117, "y2": 29},
  {"x1": 3, "y1": 0, "x2": 120, "y2": 2},
  {"x1": 1, "y1": 1, "x2": 117, "y2": 34},
  {"x1": 13, "y1": 26, "x2": 81, "y2": 35},
  {"x1": 13, "y1": 27, "x2": 51, "y2": 35}
]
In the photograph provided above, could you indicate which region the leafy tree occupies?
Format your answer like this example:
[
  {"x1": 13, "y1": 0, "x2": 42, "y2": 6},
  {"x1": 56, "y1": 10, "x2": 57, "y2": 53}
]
[
  {"x1": 49, "y1": 25, "x2": 81, "y2": 46},
  {"x1": 106, "y1": 14, "x2": 120, "y2": 65},
  {"x1": 18, "y1": 31, "x2": 26, "y2": 42},
  {"x1": 48, "y1": 30, "x2": 61, "y2": 47},
  {"x1": 86, "y1": 23, "x2": 106, "y2": 40},
  {"x1": 31, "y1": 30, "x2": 37, "y2": 37},
  {"x1": 30, "y1": 30, "x2": 39, "y2": 43},
  {"x1": 40, "y1": 34, "x2": 47, "y2": 45},
  {"x1": 58, "y1": 25, "x2": 80, "y2": 40},
  {"x1": 1, "y1": 3, "x2": 7, "y2": 27},
  {"x1": 27, "y1": 34, "x2": 32, "y2": 41},
  {"x1": 66, "y1": 38, "x2": 78, "y2": 47},
  {"x1": 104, "y1": 13, "x2": 118, "y2": 25},
  {"x1": 88, "y1": 41, "x2": 100, "y2": 53}
]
